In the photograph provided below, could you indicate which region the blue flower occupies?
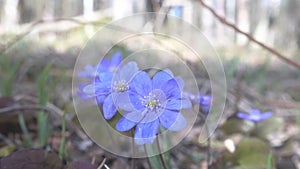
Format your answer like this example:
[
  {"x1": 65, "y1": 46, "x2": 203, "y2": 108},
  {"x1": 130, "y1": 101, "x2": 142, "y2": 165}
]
[
  {"x1": 237, "y1": 109, "x2": 273, "y2": 123},
  {"x1": 82, "y1": 62, "x2": 139, "y2": 120},
  {"x1": 184, "y1": 92, "x2": 212, "y2": 112},
  {"x1": 116, "y1": 70, "x2": 191, "y2": 145},
  {"x1": 77, "y1": 52, "x2": 122, "y2": 79},
  {"x1": 77, "y1": 52, "x2": 122, "y2": 98},
  {"x1": 78, "y1": 65, "x2": 98, "y2": 79},
  {"x1": 97, "y1": 52, "x2": 122, "y2": 73}
]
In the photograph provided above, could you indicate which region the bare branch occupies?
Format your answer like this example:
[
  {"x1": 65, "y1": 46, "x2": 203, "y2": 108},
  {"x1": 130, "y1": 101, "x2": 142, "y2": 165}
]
[{"x1": 197, "y1": 0, "x2": 300, "y2": 69}]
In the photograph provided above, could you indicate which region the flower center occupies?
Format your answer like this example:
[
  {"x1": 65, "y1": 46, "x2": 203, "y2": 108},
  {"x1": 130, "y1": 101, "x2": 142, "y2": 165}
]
[
  {"x1": 110, "y1": 66, "x2": 118, "y2": 73},
  {"x1": 113, "y1": 80, "x2": 129, "y2": 92},
  {"x1": 141, "y1": 93, "x2": 161, "y2": 111}
]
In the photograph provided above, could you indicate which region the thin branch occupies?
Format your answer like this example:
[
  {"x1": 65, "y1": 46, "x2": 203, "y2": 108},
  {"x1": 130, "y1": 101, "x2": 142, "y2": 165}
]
[
  {"x1": 197, "y1": 0, "x2": 300, "y2": 69},
  {"x1": 0, "y1": 105, "x2": 51, "y2": 115}
]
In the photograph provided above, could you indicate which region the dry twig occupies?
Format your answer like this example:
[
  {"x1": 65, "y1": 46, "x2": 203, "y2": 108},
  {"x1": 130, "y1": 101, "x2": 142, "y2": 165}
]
[{"x1": 197, "y1": 0, "x2": 300, "y2": 69}]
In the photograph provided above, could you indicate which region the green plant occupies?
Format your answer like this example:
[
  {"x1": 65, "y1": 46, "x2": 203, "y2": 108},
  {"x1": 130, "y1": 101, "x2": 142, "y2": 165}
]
[
  {"x1": 0, "y1": 56, "x2": 33, "y2": 147},
  {"x1": 0, "y1": 55, "x2": 20, "y2": 97},
  {"x1": 267, "y1": 151, "x2": 273, "y2": 169},
  {"x1": 37, "y1": 63, "x2": 52, "y2": 147},
  {"x1": 59, "y1": 113, "x2": 69, "y2": 161}
]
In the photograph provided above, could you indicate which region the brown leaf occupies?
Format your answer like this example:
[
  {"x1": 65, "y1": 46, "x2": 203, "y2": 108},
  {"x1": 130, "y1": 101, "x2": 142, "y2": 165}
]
[
  {"x1": 0, "y1": 97, "x2": 16, "y2": 109},
  {"x1": 65, "y1": 161, "x2": 97, "y2": 169},
  {"x1": 0, "y1": 149, "x2": 63, "y2": 169}
]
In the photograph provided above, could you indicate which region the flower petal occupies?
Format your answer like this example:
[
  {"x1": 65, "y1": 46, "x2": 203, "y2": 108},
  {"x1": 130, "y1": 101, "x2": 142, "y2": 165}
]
[
  {"x1": 260, "y1": 111, "x2": 273, "y2": 121},
  {"x1": 116, "y1": 117, "x2": 137, "y2": 132},
  {"x1": 165, "y1": 98, "x2": 192, "y2": 111},
  {"x1": 159, "y1": 110, "x2": 186, "y2": 131},
  {"x1": 129, "y1": 92, "x2": 145, "y2": 111},
  {"x1": 78, "y1": 65, "x2": 97, "y2": 78},
  {"x1": 111, "y1": 52, "x2": 122, "y2": 67},
  {"x1": 96, "y1": 95, "x2": 106, "y2": 103},
  {"x1": 152, "y1": 70, "x2": 174, "y2": 89},
  {"x1": 103, "y1": 94, "x2": 117, "y2": 120},
  {"x1": 174, "y1": 77, "x2": 184, "y2": 90},
  {"x1": 82, "y1": 83, "x2": 110, "y2": 97},
  {"x1": 181, "y1": 98, "x2": 192, "y2": 109},
  {"x1": 98, "y1": 72, "x2": 113, "y2": 82},
  {"x1": 116, "y1": 111, "x2": 143, "y2": 131},
  {"x1": 82, "y1": 84, "x2": 95, "y2": 95},
  {"x1": 119, "y1": 62, "x2": 139, "y2": 82},
  {"x1": 160, "y1": 79, "x2": 181, "y2": 100},
  {"x1": 200, "y1": 95, "x2": 212, "y2": 106},
  {"x1": 98, "y1": 59, "x2": 110, "y2": 72},
  {"x1": 134, "y1": 119, "x2": 159, "y2": 145},
  {"x1": 140, "y1": 110, "x2": 159, "y2": 123},
  {"x1": 237, "y1": 112, "x2": 250, "y2": 120},
  {"x1": 250, "y1": 109, "x2": 261, "y2": 115},
  {"x1": 94, "y1": 83, "x2": 111, "y2": 95},
  {"x1": 114, "y1": 92, "x2": 134, "y2": 111},
  {"x1": 131, "y1": 71, "x2": 152, "y2": 96}
]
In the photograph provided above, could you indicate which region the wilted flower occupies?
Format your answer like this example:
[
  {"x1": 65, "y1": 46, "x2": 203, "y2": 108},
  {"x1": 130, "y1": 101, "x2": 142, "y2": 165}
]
[
  {"x1": 237, "y1": 109, "x2": 273, "y2": 123},
  {"x1": 116, "y1": 70, "x2": 191, "y2": 145}
]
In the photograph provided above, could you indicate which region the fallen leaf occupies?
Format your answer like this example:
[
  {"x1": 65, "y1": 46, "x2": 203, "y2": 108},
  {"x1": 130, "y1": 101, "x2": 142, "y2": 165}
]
[
  {"x1": 65, "y1": 161, "x2": 97, "y2": 169},
  {"x1": 0, "y1": 149, "x2": 63, "y2": 169}
]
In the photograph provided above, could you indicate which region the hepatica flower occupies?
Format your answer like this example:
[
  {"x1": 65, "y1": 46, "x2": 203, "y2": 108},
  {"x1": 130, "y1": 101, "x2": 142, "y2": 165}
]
[
  {"x1": 85, "y1": 62, "x2": 138, "y2": 120},
  {"x1": 237, "y1": 109, "x2": 273, "y2": 123},
  {"x1": 77, "y1": 52, "x2": 122, "y2": 99},
  {"x1": 78, "y1": 52, "x2": 122, "y2": 79},
  {"x1": 78, "y1": 52, "x2": 139, "y2": 120},
  {"x1": 78, "y1": 65, "x2": 99, "y2": 79},
  {"x1": 184, "y1": 92, "x2": 212, "y2": 112},
  {"x1": 98, "y1": 52, "x2": 122, "y2": 73},
  {"x1": 116, "y1": 70, "x2": 191, "y2": 145}
]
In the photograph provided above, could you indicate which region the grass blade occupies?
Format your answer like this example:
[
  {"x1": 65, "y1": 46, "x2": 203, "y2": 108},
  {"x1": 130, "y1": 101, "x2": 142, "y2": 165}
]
[
  {"x1": 37, "y1": 63, "x2": 52, "y2": 147},
  {"x1": 59, "y1": 113, "x2": 69, "y2": 160},
  {"x1": 267, "y1": 151, "x2": 273, "y2": 169},
  {"x1": 18, "y1": 114, "x2": 33, "y2": 147}
]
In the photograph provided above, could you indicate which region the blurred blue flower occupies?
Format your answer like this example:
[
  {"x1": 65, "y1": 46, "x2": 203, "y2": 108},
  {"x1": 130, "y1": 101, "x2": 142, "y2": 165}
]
[
  {"x1": 170, "y1": 6, "x2": 183, "y2": 18},
  {"x1": 184, "y1": 92, "x2": 212, "y2": 112},
  {"x1": 98, "y1": 52, "x2": 122, "y2": 73},
  {"x1": 78, "y1": 65, "x2": 98, "y2": 79},
  {"x1": 116, "y1": 70, "x2": 191, "y2": 145},
  {"x1": 237, "y1": 109, "x2": 273, "y2": 123},
  {"x1": 77, "y1": 52, "x2": 122, "y2": 79}
]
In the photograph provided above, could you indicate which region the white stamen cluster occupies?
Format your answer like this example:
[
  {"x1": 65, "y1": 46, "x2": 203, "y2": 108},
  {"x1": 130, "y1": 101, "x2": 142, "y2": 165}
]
[
  {"x1": 141, "y1": 92, "x2": 161, "y2": 111},
  {"x1": 113, "y1": 80, "x2": 129, "y2": 92}
]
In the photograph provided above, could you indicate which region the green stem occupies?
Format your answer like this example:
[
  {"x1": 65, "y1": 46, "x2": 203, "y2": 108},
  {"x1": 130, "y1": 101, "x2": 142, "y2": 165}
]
[
  {"x1": 144, "y1": 145, "x2": 153, "y2": 169},
  {"x1": 18, "y1": 114, "x2": 33, "y2": 147},
  {"x1": 59, "y1": 113, "x2": 66, "y2": 160},
  {"x1": 131, "y1": 129, "x2": 136, "y2": 169},
  {"x1": 156, "y1": 137, "x2": 167, "y2": 169}
]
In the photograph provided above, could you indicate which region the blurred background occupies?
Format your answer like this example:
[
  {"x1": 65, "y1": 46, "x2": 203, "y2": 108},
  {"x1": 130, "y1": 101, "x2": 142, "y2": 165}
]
[
  {"x1": 0, "y1": 0, "x2": 300, "y2": 169},
  {"x1": 1, "y1": 0, "x2": 300, "y2": 48}
]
